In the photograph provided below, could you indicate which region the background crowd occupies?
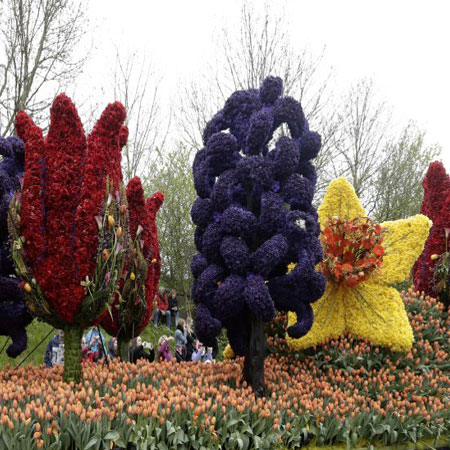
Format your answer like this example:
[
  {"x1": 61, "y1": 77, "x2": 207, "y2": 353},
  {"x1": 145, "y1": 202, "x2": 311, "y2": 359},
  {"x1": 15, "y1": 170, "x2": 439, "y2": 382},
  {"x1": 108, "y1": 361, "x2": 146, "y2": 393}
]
[
  {"x1": 153, "y1": 287, "x2": 179, "y2": 328},
  {"x1": 45, "y1": 287, "x2": 217, "y2": 368}
]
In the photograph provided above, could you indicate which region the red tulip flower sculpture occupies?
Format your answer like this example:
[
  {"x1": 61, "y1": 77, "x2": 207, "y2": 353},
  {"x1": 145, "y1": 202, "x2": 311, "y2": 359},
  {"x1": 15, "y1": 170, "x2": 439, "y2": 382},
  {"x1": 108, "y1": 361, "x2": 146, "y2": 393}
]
[
  {"x1": 413, "y1": 161, "x2": 450, "y2": 307},
  {"x1": 9, "y1": 94, "x2": 129, "y2": 382},
  {"x1": 100, "y1": 177, "x2": 164, "y2": 360}
]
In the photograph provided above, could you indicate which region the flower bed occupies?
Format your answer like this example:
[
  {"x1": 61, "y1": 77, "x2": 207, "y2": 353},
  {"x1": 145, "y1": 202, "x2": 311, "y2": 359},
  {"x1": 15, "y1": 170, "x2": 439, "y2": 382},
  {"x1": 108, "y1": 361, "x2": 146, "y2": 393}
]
[{"x1": 0, "y1": 290, "x2": 449, "y2": 449}]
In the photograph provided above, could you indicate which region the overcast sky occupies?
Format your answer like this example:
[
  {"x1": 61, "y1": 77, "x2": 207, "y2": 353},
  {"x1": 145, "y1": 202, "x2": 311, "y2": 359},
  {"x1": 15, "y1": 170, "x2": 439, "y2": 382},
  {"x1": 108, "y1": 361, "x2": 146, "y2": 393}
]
[{"x1": 79, "y1": 0, "x2": 450, "y2": 166}]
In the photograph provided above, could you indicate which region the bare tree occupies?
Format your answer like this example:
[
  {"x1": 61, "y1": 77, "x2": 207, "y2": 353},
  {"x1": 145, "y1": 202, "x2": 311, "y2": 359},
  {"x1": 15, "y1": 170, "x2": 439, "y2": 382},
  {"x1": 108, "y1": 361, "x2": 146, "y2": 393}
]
[
  {"x1": 178, "y1": 1, "x2": 335, "y2": 156},
  {"x1": 112, "y1": 50, "x2": 167, "y2": 182},
  {"x1": 218, "y1": 2, "x2": 330, "y2": 117},
  {"x1": 327, "y1": 79, "x2": 391, "y2": 214},
  {"x1": 325, "y1": 80, "x2": 440, "y2": 220},
  {"x1": 0, "y1": 0, "x2": 88, "y2": 135}
]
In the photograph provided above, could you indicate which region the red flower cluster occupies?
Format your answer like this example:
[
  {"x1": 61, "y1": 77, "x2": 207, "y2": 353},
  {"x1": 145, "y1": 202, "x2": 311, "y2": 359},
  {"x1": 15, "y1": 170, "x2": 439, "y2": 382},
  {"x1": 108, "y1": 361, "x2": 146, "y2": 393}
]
[
  {"x1": 101, "y1": 177, "x2": 164, "y2": 336},
  {"x1": 140, "y1": 191, "x2": 164, "y2": 334},
  {"x1": 15, "y1": 95, "x2": 127, "y2": 323},
  {"x1": 319, "y1": 217, "x2": 384, "y2": 287},
  {"x1": 127, "y1": 177, "x2": 152, "y2": 257},
  {"x1": 413, "y1": 161, "x2": 450, "y2": 296},
  {"x1": 14, "y1": 113, "x2": 45, "y2": 266},
  {"x1": 74, "y1": 103, "x2": 127, "y2": 283}
]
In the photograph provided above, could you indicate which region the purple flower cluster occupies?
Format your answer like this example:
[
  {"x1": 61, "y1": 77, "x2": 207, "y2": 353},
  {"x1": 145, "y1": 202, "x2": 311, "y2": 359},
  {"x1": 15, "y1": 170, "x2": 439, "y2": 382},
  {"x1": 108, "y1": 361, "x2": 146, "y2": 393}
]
[
  {"x1": 191, "y1": 76, "x2": 326, "y2": 355},
  {"x1": 0, "y1": 136, "x2": 32, "y2": 357}
]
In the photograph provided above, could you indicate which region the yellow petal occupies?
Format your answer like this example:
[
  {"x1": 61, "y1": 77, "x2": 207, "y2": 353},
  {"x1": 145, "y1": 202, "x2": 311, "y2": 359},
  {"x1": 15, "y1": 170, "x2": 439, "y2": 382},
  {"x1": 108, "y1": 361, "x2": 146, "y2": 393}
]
[
  {"x1": 380, "y1": 214, "x2": 432, "y2": 285},
  {"x1": 286, "y1": 283, "x2": 345, "y2": 350},
  {"x1": 223, "y1": 344, "x2": 235, "y2": 360},
  {"x1": 345, "y1": 281, "x2": 413, "y2": 351},
  {"x1": 318, "y1": 177, "x2": 366, "y2": 226}
]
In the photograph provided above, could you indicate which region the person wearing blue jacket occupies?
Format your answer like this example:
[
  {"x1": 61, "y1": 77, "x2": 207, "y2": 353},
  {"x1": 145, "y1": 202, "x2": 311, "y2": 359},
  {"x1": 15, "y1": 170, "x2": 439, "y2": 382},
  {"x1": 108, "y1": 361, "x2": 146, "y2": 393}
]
[{"x1": 84, "y1": 327, "x2": 106, "y2": 360}]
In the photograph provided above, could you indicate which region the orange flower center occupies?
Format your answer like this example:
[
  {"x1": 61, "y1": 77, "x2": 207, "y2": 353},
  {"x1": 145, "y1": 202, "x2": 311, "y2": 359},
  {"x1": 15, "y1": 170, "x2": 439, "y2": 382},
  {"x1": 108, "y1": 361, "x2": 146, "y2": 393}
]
[{"x1": 319, "y1": 216, "x2": 385, "y2": 287}]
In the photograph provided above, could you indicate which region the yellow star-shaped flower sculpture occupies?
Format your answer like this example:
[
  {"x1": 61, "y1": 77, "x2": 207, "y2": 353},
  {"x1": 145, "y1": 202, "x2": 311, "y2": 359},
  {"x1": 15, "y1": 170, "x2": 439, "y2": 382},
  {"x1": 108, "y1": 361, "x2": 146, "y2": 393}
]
[{"x1": 287, "y1": 177, "x2": 431, "y2": 352}]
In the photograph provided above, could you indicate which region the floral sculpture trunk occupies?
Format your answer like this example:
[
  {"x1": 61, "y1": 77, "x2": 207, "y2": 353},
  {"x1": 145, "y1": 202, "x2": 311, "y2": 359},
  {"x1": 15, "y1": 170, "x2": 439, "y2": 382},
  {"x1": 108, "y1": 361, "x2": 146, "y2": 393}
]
[
  {"x1": 191, "y1": 76, "x2": 326, "y2": 395},
  {"x1": 9, "y1": 94, "x2": 129, "y2": 382},
  {"x1": 0, "y1": 136, "x2": 33, "y2": 357}
]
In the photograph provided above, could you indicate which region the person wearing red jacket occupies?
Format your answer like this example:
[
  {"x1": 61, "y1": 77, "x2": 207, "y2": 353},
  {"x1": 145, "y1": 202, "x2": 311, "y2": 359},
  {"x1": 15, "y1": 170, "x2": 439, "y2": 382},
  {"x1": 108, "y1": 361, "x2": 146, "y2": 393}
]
[{"x1": 154, "y1": 287, "x2": 171, "y2": 328}]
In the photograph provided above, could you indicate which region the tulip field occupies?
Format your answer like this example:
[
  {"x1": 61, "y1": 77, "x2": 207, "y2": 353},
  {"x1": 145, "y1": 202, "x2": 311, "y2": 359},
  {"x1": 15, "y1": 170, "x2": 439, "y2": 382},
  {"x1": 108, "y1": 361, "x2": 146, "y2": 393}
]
[{"x1": 0, "y1": 288, "x2": 448, "y2": 449}]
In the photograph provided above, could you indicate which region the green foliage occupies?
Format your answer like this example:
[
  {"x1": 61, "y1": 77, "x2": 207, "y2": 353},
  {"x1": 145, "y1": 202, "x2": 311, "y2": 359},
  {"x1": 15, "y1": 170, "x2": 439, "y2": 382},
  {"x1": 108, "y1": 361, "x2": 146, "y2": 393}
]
[
  {"x1": 373, "y1": 124, "x2": 441, "y2": 222},
  {"x1": 145, "y1": 144, "x2": 197, "y2": 304},
  {"x1": 0, "y1": 411, "x2": 286, "y2": 450}
]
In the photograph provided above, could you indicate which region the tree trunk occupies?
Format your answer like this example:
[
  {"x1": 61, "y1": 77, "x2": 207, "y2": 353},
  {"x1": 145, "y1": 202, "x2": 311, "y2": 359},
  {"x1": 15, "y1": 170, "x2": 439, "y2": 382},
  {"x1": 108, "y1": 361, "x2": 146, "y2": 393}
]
[
  {"x1": 63, "y1": 326, "x2": 83, "y2": 384},
  {"x1": 118, "y1": 337, "x2": 130, "y2": 361},
  {"x1": 243, "y1": 311, "x2": 266, "y2": 397},
  {"x1": 241, "y1": 183, "x2": 267, "y2": 397}
]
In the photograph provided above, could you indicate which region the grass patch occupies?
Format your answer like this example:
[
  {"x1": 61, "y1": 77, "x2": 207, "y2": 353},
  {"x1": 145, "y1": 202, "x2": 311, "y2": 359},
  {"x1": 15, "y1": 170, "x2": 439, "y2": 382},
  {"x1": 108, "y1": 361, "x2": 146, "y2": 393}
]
[
  {"x1": 0, "y1": 320, "x2": 54, "y2": 367},
  {"x1": 0, "y1": 321, "x2": 178, "y2": 368}
]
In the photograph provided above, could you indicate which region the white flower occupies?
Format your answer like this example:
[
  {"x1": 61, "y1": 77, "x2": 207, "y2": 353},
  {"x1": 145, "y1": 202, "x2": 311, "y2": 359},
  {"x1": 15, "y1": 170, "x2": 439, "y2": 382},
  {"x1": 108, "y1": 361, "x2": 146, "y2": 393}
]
[
  {"x1": 295, "y1": 218, "x2": 306, "y2": 230},
  {"x1": 80, "y1": 275, "x2": 91, "y2": 287}
]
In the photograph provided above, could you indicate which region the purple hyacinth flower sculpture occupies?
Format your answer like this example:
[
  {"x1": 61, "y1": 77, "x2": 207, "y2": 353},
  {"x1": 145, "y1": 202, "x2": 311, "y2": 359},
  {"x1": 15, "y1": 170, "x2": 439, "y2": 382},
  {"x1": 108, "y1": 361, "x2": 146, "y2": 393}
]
[
  {"x1": 191, "y1": 76, "x2": 326, "y2": 395},
  {"x1": 0, "y1": 136, "x2": 32, "y2": 357}
]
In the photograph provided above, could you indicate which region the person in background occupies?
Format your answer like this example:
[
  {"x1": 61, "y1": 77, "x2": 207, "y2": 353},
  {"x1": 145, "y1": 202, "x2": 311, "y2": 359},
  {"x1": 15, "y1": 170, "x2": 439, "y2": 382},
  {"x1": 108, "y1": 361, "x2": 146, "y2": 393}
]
[
  {"x1": 168, "y1": 289, "x2": 179, "y2": 328},
  {"x1": 108, "y1": 337, "x2": 118, "y2": 360},
  {"x1": 81, "y1": 336, "x2": 96, "y2": 363},
  {"x1": 191, "y1": 342, "x2": 214, "y2": 363},
  {"x1": 129, "y1": 336, "x2": 155, "y2": 363},
  {"x1": 185, "y1": 316, "x2": 196, "y2": 361},
  {"x1": 203, "y1": 347, "x2": 214, "y2": 363},
  {"x1": 174, "y1": 318, "x2": 187, "y2": 361},
  {"x1": 44, "y1": 330, "x2": 64, "y2": 368},
  {"x1": 84, "y1": 327, "x2": 106, "y2": 362},
  {"x1": 191, "y1": 340, "x2": 205, "y2": 362},
  {"x1": 157, "y1": 335, "x2": 174, "y2": 362},
  {"x1": 154, "y1": 287, "x2": 170, "y2": 328}
]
